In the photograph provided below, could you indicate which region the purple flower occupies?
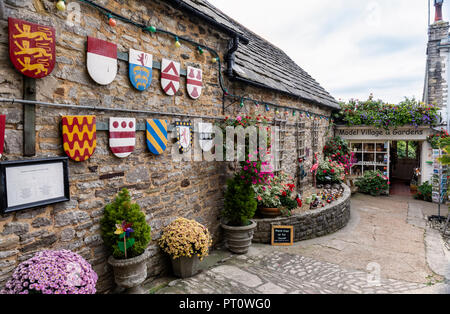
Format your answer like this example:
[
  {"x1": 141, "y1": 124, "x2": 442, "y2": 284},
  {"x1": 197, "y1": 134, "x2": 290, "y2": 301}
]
[{"x1": 1, "y1": 250, "x2": 98, "y2": 295}]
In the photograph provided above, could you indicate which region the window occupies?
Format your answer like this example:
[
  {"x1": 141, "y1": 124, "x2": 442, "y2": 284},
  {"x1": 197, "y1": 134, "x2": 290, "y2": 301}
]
[
  {"x1": 311, "y1": 120, "x2": 319, "y2": 151},
  {"x1": 273, "y1": 118, "x2": 287, "y2": 173}
]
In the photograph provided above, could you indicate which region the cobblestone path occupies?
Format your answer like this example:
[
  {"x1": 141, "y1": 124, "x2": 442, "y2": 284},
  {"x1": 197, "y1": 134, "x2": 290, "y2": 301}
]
[{"x1": 158, "y1": 250, "x2": 426, "y2": 294}]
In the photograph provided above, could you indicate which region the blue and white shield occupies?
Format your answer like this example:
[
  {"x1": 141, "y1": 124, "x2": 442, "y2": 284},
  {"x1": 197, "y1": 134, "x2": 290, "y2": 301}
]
[{"x1": 129, "y1": 48, "x2": 152, "y2": 91}]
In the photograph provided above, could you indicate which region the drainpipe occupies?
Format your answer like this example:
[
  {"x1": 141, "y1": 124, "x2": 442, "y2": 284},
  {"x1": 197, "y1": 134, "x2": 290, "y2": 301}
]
[
  {"x1": 0, "y1": 0, "x2": 5, "y2": 20},
  {"x1": 226, "y1": 36, "x2": 239, "y2": 78}
]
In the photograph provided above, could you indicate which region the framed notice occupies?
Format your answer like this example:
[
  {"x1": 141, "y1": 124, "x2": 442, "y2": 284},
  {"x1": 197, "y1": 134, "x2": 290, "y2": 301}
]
[
  {"x1": 0, "y1": 157, "x2": 70, "y2": 214},
  {"x1": 271, "y1": 225, "x2": 294, "y2": 246}
]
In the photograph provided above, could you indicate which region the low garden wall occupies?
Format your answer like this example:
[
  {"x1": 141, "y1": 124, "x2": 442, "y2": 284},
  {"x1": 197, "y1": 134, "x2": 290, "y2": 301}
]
[{"x1": 252, "y1": 184, "x2": 351, "y2": 243}]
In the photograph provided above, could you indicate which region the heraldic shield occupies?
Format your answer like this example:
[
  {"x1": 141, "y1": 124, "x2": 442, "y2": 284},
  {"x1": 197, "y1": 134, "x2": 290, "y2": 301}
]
[
  {"x1": 161, "y1": 59, "x2": 180, "y2": 96},
  {"x1": 109, "y1": 118, "x2": 136, "y2": 158},
  {"x1": 175, "y1": 121, "x2": 193, "y2": 154},
  {"x1": 146, "y1": 119, "x2": 168, "y2": 155},
  {"x1": 87, "y1": 36, "x2": 117, "y2": 86},
  {"x1": 0, "y1": 115, "x2": 5, "y2": 158},
  {"x1": 129, "y1": 49, "x2": 153, "y2": 91},
  {"x1": 62, "y1": 116, "x2": 97, "y2": 162},
  {"x1": 186, "y1": 66, "x2": 203, "y2": 99},
  {"x1": 9, "y1": 17, "x2": 55, "y2": 79}
]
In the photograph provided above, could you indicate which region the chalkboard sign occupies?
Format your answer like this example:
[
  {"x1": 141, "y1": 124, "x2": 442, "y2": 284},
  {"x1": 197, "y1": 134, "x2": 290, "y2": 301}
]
[{"x1": 271, "y1": 225, "x2": 294, "y2": 246}]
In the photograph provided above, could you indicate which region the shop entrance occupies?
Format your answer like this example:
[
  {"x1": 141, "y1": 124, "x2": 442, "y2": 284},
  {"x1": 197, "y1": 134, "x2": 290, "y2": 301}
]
[{"x1": 390, "y1": 141, "x2": 421, "y2": 196}]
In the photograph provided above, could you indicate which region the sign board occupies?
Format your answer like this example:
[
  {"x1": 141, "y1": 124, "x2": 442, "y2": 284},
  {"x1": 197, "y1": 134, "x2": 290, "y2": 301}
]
[
  {"x1": 271, "y1": 225, "x2": 294, "y2": 246},
  {"x1": 336, "y1": 126, "x2": 433, "y2": 141},
  {"x1": 0, "y1": 157, "x2": 70, "y2": 214}
]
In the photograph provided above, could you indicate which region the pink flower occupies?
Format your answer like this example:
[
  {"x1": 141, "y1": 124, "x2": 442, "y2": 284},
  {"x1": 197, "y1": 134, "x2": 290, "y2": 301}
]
[
  {"x1": 257, "y1": 196, "x2": 262, "y2": 201},
  {"x1": 237, "y1": 116, "x2": 242, "y2": 122}
]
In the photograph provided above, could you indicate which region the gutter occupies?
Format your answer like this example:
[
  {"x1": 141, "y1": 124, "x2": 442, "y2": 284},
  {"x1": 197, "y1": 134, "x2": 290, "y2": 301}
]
[{"x1": 165, "y1": 0, "x2": 249, "y2": 45}]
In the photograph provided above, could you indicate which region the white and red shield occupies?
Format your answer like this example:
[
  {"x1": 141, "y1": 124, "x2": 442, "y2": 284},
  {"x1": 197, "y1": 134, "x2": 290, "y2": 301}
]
[
  {"x1": 186, "y1": 66, "x2": 202, "y2": 99},
  {"x1": 87, "y1": 36, "x2": 117, "y2": 85},
  {"x1": 9, "y1": 17, "x2": 56, "y2": 79},
  {"x1": 109, "y1": 118, "x2": 136, "y2": 158},
  {"x1": 0, "y1": 115, "x2": 5, "y2": 158},
  {"x1": 161, "y1": 58, "x2": 180, "y2": 96}
]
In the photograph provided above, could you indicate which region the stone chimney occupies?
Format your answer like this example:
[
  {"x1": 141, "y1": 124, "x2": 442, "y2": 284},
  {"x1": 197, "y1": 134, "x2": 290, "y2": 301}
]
[{"x1": 424, "y1": 20, "x2": 449, "y2": 109}]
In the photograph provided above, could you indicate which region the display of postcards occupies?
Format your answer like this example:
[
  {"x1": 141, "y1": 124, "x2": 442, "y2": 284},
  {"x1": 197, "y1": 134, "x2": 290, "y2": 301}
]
[
  {"x1": 384, "y1": 142, "x2": 388, "y2": 149},
  {"x1": 432, "y1": 186, "x2": 440, "y2": 192},
  {"x1": 432, "y1": 192, "x2": 440, "y2": 203},
  {"x1": 432, "y1": 149, "x2": 441, "y2": 157}
]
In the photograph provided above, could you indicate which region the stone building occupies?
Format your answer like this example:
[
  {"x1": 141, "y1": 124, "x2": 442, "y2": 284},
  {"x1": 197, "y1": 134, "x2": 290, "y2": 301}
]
[{"x1": 0, "y1": 0, "x2": 337, "y2": 292}]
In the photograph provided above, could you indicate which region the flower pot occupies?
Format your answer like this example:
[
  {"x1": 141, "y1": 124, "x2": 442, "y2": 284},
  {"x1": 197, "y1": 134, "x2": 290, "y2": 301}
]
[
  {"x1": 171, "y1": 255, "x2": 200, "y2": 279},
  {"x1": 260, "y1": 207, "x2": 282, "y2": 218},
  {"x1": 221, "y1": 220, "x2": 257, "y2": 255},
  {"x1": 107, "y1": 250, "x2": 150, "y2": 294}
]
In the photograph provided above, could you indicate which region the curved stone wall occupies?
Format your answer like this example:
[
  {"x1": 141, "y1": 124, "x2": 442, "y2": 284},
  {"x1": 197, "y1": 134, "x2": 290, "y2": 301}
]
[{"x1": 252, "y1": 184, "x2": 351, "y2": 244}]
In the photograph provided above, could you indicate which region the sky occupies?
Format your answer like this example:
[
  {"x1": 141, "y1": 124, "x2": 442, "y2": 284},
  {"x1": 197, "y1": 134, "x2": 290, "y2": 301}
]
[{"x1": 208, "y1": 0, "x2": 450, "y2": 104}]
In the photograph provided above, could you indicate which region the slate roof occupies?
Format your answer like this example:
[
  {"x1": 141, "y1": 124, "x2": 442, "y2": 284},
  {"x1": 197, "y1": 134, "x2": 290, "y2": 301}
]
[{"x1": 171, "y1": 0, "x2": 339, "y2": 109}]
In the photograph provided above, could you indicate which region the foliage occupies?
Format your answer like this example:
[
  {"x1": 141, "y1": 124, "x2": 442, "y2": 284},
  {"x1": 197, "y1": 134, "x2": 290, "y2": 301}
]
[
  {"x1": 397, "y1": 141, "x2": 418, "y2": 159},
  {"x1": 1, "y1": 250, "x2": 98, "y2": 294},
  {"x1": 100, "y1": 189, "x2": 151, "y2": 259},
  {"x1": 427, "y1": 129, "x2": 450, "y2": 149},
  {"x1": 323, "y1": 136, "x2": 356, "y2": 174},
  {"x1": 414, "y1": 181, "x2": 432, "y2": 202},
  {"x1": 316, "y1": 160, "x2": 345, "y2": 183},
  {"x1": 334, "y1": 95, "x2": 440, "y2": 129},
  {"x1": 237, "y1": 151, "x2": 274, "y2": 186},
  {"x1": 219, "y1": 115, "x2": 272, "y2": 159},
  {"x1": 222, "y1": 114, "x2": 271, "y2": 128},
  {"x1": 158, "y1": 218, "x2": 212, "y2": 261},
  {"x1": 252, "y1": 172, "x2": 298, "y2": 213},
  {"x1": 438, "y1": 137, "x2": 450, "y2": 165},
  {"x1": 222, "y1": 176, "x2": 258, "y2": 226},
  {"x1": 355, "y1": 170, "x2": 390, "y2": 196}
]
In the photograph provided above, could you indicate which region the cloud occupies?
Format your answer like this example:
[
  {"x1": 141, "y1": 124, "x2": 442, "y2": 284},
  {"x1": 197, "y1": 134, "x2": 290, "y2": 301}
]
[{"x1": 208, "y1": 0, "x2": 439, "y2": 104}]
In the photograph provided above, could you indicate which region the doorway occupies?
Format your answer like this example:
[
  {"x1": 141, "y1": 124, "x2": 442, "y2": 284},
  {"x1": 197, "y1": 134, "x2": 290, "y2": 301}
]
[{"x1": 390, "y1": 141, "x2": 421, "y2": 196}]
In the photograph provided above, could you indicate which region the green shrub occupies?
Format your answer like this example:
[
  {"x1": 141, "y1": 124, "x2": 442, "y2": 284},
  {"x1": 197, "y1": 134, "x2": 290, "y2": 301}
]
[
  {"x1": 222, "y1": 177, "x2": 257, "y2": 226},
  {"x1": 414, "y1": 182, "x2": 432, "y2": 202},
  {"x1": 316, "y1": 160, "x2": 345, "y2": 183},
  {"x1": 100, "y1": 189, "x2": 151, "y2": 259},
  {"x1": 355, "y1": 170, "x2": 390, "y2": 196}
]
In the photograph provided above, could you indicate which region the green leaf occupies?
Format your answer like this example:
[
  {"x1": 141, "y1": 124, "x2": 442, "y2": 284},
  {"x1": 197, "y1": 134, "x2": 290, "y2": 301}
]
[{"x1": 118, "y1": 238, "x2": 136, "y2": 252}]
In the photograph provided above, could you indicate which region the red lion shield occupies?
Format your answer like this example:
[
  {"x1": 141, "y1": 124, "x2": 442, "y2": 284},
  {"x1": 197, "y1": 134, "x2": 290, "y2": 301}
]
[{"x1": 9, "y1": 17, "x2": 55, "y2": 79}]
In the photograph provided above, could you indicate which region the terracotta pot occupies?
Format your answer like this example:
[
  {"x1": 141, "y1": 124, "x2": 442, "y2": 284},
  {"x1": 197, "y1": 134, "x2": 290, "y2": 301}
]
[
  {"x1": 171, "y1": 255, "x2": 200, "y2": 278},
  {"x1": 221, "y1": 220, "x2": 257, "y2": 254},
  {"x1": 260, "y1": 207, "x2": 282, "y2": 218},
  {"x1": 108, "y1": 250, "x2": 150, "y2": 294}
]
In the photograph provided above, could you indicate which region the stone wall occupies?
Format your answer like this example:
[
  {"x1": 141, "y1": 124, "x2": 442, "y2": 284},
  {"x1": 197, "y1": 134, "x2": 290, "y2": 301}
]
[
  {"x1": 252, "y1": 184, "x2": 351, "y2": 244},
  {"x1": 0, "y1": 0, "x2": 333, "y2": 293}
]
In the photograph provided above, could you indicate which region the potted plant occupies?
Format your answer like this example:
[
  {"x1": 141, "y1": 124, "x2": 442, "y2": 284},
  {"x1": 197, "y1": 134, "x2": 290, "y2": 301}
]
[
  {"x1": 1, "y1": 250, "x2": 98, "y2": 294},
  {"x1": 158, "y1": 218, "x2": 212, "y2": 278},
  {"x1": 221, "y1": 176, "x2": 258, "y2": 254},
  {"x1": 100, "y1": 188, "x2": 151, "y2": 294},
  {"x1": 253, "y1": 172, "x2": 298, "y2": 218}
]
